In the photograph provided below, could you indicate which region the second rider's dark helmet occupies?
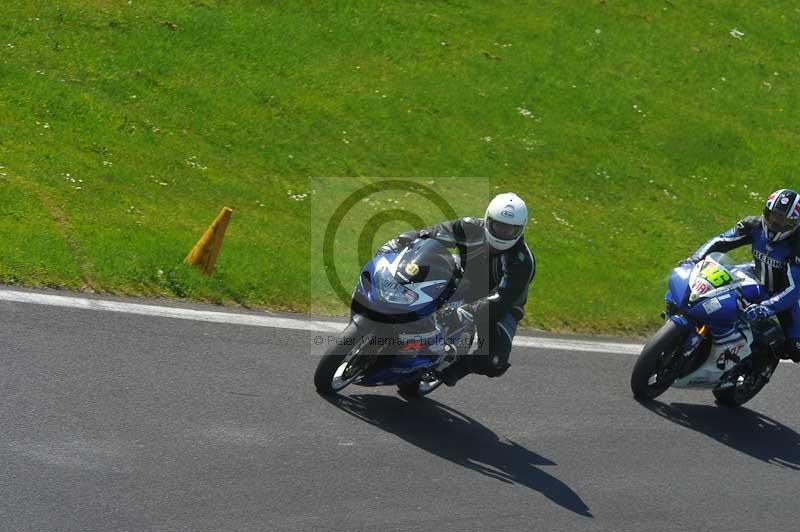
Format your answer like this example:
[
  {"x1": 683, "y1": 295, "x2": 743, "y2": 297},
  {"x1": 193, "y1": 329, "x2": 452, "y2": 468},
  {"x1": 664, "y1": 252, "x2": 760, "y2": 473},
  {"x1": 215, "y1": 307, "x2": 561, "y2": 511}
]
[{"x1": 763, "y1": 188, "x2": 800, "y2": 243}]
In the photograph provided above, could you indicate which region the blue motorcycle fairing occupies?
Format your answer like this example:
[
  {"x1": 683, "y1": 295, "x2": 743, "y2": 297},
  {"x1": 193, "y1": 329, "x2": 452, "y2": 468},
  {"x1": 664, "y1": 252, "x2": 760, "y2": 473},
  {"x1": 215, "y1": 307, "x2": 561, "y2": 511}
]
[
  {"x1": 666, "y1": 270, "x2": 739, "y2": 337},
  {"x1": 663, "y1": 256, "x2": 768, "y2": 350},
  {"x1": 669, "y1": 314, "x2": 692, "y2": 328},
  {"x1": 666, "y1": 265, "x2": 692, "y2": 309},
  {"x1": 357, "y1": 352, "x2": 442, "y2": 386},
  {"x1": 345, "y1": 239, "x2": 463, "y2": 388},
  {"x1": 685, "y1": 292, "x2": 739, "y2": 337},
  {"x1": 739, "y1": 279, "x2": 768, "y2": 304},
  {"x1": 353, "y1": 250, "x2": 453, "y2": 323}
]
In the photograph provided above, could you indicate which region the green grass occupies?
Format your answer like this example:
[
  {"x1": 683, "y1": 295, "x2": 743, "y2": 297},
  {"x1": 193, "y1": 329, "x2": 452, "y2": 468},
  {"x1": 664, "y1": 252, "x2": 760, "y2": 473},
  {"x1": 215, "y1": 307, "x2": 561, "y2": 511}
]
[{"x1": 0, "y1": 1, "x2": 798, "y2": 334}]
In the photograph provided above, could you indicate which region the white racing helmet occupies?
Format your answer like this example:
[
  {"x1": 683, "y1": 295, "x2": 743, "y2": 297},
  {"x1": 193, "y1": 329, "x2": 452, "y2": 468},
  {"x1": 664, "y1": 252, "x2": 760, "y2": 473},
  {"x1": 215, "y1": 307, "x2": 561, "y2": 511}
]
[{"x1": 484, "y1": 192, "x2": 528, "y2": 251}]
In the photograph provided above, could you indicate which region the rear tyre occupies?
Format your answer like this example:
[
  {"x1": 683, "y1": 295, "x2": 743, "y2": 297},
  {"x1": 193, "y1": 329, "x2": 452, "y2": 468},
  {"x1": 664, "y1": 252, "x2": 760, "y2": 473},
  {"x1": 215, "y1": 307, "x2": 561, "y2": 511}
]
[
  {"x1": 713, "y1": 358, "x2": 779, "y2": 407},
  {"x1": 314, "y1": 324, "x2": 373, "y2": 395},
  {"x1": 631, "y1": 320, "x2": 688, "y2": 400},
  {"x1": 397, "y1": 373, "x2": 442, "y2": 400}
]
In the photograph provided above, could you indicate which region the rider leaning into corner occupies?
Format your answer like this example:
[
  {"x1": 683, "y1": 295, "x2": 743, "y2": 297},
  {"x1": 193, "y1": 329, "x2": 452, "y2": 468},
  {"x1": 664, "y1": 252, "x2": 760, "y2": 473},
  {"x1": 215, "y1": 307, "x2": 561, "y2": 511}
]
[
  {"x1": 684, "y1": 188, "x2": 800, "y2": 363},
  {"x1": 379, "y1": 192, "x2": 536, "y2": 387}
]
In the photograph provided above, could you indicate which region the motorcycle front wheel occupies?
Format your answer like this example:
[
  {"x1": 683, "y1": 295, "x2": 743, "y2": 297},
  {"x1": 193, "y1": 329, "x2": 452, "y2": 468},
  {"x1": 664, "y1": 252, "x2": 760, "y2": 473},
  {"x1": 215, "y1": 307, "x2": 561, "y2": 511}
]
[
  {"x1": 631, "y1": 320, "x2": 688, "y2": 400},
  {"x1": 314, "y1": 324, "x2": 374, "y2": 395}
]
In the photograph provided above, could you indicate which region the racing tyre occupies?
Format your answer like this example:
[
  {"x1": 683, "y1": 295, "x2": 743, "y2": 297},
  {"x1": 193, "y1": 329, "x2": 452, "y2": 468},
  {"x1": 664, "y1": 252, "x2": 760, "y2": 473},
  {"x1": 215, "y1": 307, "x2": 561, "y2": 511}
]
[
  {"x1": 397, "y1": 373, "x2": 442, "y2": 400},
  {"x1": 713, "y1": 357, "x2": 779, "y2": 407},
  {"x1": 631, "y1": 320, "x2": 688, "y2": 400},
  {"x1": 314, "y1": 324, "x2": 373, "y2": 395}
]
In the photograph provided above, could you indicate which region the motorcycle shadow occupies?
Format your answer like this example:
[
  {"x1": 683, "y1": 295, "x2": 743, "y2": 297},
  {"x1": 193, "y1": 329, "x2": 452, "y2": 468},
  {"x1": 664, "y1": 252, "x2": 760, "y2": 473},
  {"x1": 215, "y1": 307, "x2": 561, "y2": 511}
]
[
  {"x1": 640, "y1": 400, "x2": 800, "y2": 471},
  {"x1": 324, "y1": 393, "x2": 592, "y2": 518}
]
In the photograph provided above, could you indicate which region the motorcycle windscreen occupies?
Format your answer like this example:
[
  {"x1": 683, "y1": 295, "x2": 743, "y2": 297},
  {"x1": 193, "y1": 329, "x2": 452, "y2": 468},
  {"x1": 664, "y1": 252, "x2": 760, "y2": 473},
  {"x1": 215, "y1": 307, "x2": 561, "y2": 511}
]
[
  {"x1": 394, "y1": 238, "x2": 459, "y2": 311},
  {"x1": 687, "y1": 254, "x2": 736, "y2": 302}
]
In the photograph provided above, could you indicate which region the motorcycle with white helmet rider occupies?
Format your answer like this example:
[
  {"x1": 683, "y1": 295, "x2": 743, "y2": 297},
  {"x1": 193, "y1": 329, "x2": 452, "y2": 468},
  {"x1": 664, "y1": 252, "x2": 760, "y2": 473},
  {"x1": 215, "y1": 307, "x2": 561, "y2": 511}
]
[
  {"x1": 380, "y1": 192, "x2": 536, "y2": 386},
  {"x1": 683, "y1": 188, "x2": 800, "y2": 362}
]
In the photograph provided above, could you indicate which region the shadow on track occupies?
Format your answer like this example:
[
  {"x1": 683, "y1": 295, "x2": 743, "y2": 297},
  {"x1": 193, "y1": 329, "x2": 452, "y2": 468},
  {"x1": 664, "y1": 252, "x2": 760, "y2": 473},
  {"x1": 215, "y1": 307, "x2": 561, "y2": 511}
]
[
  {"x1": 324, "y1": 393, "x2": 592, "y2": 518},
  {"x1": 640, "y1": 400, "x2": 800, "y2": 471}
]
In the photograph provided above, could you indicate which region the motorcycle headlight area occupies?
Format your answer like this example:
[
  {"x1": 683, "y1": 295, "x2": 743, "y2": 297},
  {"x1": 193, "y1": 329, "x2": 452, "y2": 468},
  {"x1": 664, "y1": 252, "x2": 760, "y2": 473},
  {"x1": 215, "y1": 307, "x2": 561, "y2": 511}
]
[{"x1": 374, "y1": 267, "x2": 419, "y2": 304}]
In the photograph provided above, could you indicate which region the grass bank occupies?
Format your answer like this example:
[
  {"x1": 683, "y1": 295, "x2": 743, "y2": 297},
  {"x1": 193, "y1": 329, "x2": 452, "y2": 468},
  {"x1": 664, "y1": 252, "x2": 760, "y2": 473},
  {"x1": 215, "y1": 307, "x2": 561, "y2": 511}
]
[{"x1": 1, "y1": 1, "x2": 797, "y2": 334}]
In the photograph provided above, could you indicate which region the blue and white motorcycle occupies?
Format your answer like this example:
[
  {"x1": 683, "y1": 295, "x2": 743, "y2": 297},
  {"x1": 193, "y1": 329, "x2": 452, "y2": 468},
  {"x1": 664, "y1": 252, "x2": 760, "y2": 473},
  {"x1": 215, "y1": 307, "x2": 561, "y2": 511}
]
[
  {"x1": 314, "y1": 238, "x2": 473, "y2": 398},
  {"x1": 631, "y1": 252, "x2": 784, "y2": 406}
]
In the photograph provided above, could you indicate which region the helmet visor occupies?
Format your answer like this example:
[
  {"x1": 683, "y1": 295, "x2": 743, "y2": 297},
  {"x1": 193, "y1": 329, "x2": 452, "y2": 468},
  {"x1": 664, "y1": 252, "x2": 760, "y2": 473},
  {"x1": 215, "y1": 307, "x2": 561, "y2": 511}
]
[
  {"x1": 763, "y1": 208, "x2": 797, "y2": 233},
  {"x1": 487, "y1": 217, "x2": 524, "y2": 241}
]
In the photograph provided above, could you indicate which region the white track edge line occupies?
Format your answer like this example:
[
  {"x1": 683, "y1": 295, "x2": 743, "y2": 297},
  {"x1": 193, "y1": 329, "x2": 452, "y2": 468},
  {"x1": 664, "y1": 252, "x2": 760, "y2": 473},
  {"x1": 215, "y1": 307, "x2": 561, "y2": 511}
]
[{"x1": 0, "y1": 289, "x2": 642, "y2": 354}]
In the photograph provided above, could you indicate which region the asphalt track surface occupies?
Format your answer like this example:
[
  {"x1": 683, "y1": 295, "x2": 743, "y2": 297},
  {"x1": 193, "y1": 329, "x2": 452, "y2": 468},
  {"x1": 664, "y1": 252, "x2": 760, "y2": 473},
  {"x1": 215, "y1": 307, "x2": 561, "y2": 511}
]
[{"x1": 2, "y1": 292, "x2": 800, "y2": 532}]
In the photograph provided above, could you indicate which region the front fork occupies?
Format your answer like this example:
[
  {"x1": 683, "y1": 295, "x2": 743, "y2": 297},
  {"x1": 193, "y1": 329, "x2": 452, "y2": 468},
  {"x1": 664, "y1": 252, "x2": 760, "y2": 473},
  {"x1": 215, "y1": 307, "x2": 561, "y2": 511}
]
[
  {"x1": 668, "y1": 315, "x2": 705, "y2": 352},
  {"x1": 667, "y1": 314, "x2": 711, "y2": 373}
]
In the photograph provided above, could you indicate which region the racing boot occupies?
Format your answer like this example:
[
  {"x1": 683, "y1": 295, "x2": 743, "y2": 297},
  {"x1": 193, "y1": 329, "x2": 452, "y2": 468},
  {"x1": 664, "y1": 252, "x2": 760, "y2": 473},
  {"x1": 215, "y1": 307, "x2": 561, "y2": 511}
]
[
  {"x1": 439, "y1": 357, "x2": 470, "y2": 387},
  {"x1": 783, "y1": 338, "x2": 800, "y2": 363}
]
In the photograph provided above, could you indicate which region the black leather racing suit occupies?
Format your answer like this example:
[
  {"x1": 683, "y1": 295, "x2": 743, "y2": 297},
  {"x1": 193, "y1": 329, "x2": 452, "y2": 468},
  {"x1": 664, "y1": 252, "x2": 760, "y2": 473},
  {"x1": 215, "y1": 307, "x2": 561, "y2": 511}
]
[{"x1": 389, "y1": 216, "x2": 536, "y2": 377}]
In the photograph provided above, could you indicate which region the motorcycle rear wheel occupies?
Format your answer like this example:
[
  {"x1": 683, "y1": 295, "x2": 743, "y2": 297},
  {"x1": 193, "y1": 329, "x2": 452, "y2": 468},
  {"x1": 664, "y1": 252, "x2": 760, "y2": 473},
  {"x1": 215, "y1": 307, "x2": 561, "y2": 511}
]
[
  {"x1": 713, "y1": 357, "x2": 779, "y2": 407},
  {"x1": 314, "y1": 324, "x2": 373, "y2": 395},
  {"x1": 631, "y1": 320, "x2": 688, "y2": 400},
  {"x1": 397, "y1": 372, "x2": 442, "y2": 400}
]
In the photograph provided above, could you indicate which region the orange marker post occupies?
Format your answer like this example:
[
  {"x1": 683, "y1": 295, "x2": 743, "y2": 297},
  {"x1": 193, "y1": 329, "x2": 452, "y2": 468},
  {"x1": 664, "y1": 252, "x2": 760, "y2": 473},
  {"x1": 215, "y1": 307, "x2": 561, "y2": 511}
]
[{"x1": 184, "y1": 207, "x2": 233, "y2": 275}]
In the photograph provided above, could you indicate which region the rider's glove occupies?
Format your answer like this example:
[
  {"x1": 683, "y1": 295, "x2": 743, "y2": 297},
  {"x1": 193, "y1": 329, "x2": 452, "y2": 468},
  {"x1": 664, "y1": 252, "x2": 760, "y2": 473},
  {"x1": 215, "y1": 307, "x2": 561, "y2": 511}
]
[
  {"x1": 378, "y1": 229, "x2": 431, "y2": 254},
  {"x1": 378, "y1": 238, "x2": 402, "y2": 254},
  {"x1": 744, "y1": 304, "x2": 773, "y2": 323},
  {"x1": 677, "y1": 256, "x2": 700, "y2": 267}
]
